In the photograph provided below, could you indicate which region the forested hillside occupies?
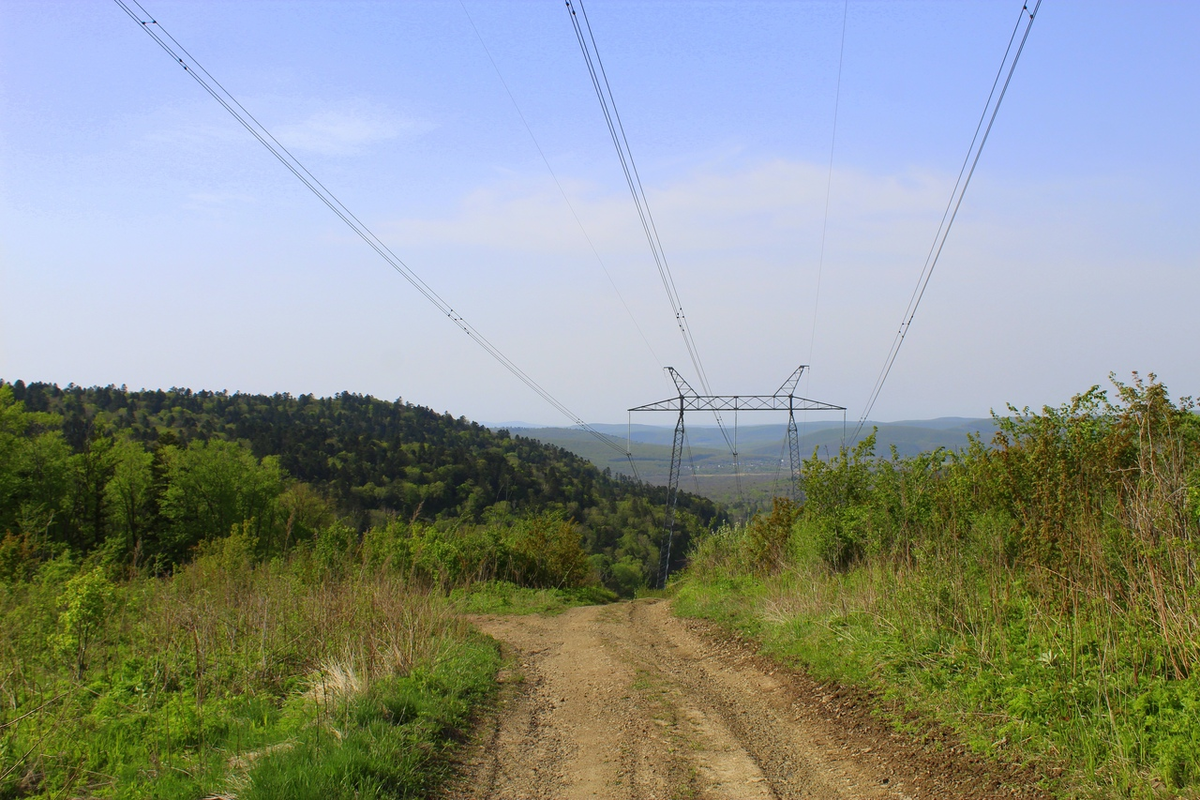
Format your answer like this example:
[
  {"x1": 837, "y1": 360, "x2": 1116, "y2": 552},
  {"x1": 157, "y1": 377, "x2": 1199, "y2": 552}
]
[{"x1": 0, "y1": 380, "x2": 721, "y2": 589}]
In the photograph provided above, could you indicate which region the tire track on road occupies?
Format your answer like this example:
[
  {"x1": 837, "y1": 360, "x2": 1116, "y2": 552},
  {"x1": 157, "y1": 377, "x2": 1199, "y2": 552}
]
[{"x1": 445, "y1": 599, "x2": 1047, "y2": 800}]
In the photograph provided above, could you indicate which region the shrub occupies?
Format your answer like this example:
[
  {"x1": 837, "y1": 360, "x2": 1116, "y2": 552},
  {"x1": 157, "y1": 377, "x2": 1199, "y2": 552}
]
[{"x1": 51, "y1": 566, "x2": 114, "y2": 677}]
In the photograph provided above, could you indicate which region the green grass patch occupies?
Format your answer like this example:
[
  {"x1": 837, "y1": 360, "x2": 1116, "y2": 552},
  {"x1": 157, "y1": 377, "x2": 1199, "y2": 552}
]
[
  {"x1": 449, "y1": 580, "x2": 616, "y2": 615},
  {"x1": 0, "y1": 557, "x2": 500, "y2": 800},
  {"x1": 242, "y1": 634, "x2": 500, "y2": 800},
  {"x1": 674, "y1": 557, "x2": 1200, "y2": 799}
]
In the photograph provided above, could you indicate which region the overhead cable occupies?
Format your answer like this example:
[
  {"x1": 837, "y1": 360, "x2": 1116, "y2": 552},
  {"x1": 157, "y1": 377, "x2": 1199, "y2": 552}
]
[
  {"x1": 853, "y1": 0, "x2": 1041, "y2": 440},
  {"x1": 564, "y1": 0, "x2": 742, "y2": 495},
  {"x1": 459, "y1": 1, "x2": 665, "y2": 377},
  {"x1": 565, "y1": 0, "x2": 702, "y2": 384},
  {"x1": 807, "y1": 0, "x2": 850, "y2": 378},
  {"x1": 114, "y1": 0, "x2": 634, "y2": 468}
]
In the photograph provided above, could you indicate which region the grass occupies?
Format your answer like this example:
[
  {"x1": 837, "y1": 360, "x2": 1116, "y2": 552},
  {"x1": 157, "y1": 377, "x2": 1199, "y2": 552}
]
[
  {"x1": 241, "y1": 633, "x2": 499, "y2": 799},
  {"x1": 449, "y1": 580, "x2": 616, "y2": 615},
  {"x1": 671, "y1": 377, "x2": 1200, "y2": 798},
  {"x1": 673, "y1": 530, "x2": 1200, "y2": 799},
  {"x1": 0, "y1": 547, "x2": 499, "y2": 800}
]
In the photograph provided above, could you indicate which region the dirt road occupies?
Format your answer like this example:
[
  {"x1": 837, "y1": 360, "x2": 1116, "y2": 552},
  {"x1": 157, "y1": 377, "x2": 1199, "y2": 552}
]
[{"x1": 446, "y1": 599, "x2": 1047, "y2": 800}]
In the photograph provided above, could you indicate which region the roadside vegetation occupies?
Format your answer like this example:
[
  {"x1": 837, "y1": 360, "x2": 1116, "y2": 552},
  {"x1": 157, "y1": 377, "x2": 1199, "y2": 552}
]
[
  {"x1": 676, "y1": 374, "x2": 1200, "y2": 798},
  {"x1": 0, "y1": 381, "x2": 616, "y2": 798},
  {"x1": 0, "y1": 510, "x2": 611, "y2": 798},
  {"x1": 0, "y1": 540, "x2": 501, "y2": 799}
]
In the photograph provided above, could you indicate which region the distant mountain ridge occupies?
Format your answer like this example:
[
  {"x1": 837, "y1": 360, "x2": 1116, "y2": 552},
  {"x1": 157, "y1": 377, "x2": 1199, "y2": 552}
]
[{"x1": 504, "y1": 418, "x2": 1001, "y2": 507}]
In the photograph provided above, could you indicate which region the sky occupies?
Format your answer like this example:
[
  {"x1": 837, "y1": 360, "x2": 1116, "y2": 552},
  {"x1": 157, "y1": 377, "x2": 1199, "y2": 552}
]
[{"x1": 2, "y1": 0, "x2": 1197, "y2": 426}]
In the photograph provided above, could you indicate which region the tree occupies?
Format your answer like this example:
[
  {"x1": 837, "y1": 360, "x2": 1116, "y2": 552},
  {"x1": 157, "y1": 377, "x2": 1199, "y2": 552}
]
[
  {"x1": 0, "y1": 385, "x2": 68, "y2": 538},
  {"x1": 104, "y1": 435, "x2": 155, "y2": 569},
  {"x1": 160, "y1": 439, "x2": 283, "y2": 564}
]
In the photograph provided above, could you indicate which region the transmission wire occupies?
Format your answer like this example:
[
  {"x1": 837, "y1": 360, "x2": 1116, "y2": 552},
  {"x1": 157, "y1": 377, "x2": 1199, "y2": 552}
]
[
  {"x1": 853, "y1": 0, "x2": 1041, "y2": 441},
  {"x1": 787, "y1": 3, "x2": 854, "y2": 494},
  {"x1": 115, "y1": 0, "x2": 635, "y2": 470},
  {"x1": 771, "y1": 431, "x2": 788, "y2": 501},
  {"x1": 683, "y1": 432, "x2": 701, "y2": 496},
  {"x1": 459, "y1": 1, "x2": 665, "y2": 479},
  {"x1": 564, "y1": 0, "x2": 740, "y2": 462},
  {"x1": 458, "y1": 1, "x2": 665, "y2": 376},
  {"x1": 807, "y1": 0, "x2": 849, "y2": 378}
]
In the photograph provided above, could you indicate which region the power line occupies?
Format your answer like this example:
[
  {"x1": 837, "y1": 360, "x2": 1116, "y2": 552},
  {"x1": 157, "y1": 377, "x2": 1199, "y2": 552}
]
[
  {"x1": 801, "y1": 0, "x2": 850, "y2": 457},
  {"x1": 115, "y1": 0, "x2": 635, "y2": 470},
  {"x1": 565, "y1": 0, "x2": 699, "y2": 380},
  {"x1": 564, "y1": 0, "x2": 742, "y2": 502},
  {"x1": 853, "y1": 0, "x2": 1041, "y2": 440},
  {"x1": 807, "y1": 0, "x2": 849, "y2": 378},
  {"x1": 564, "y1": 5, "x2": 717, "y2": 392},
  {"x1": 458, "y1": 0, "x2": 666, "y2": 375}
]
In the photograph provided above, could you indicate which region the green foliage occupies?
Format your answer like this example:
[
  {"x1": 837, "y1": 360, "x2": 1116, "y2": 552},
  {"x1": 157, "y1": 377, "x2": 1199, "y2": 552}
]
[
  {"x1": 602, "y1": 554, "x2": 646, "y2": 597},
  {"x1": 505, "y1": 512, "x2": 591, "y2": 589},
  {"x1": 744, "y1": 497, "x2": 801, "y2": 573},
  {"x1": 360, "y1": 512, "x2": 601, "y2": 593},
  {"x1": 278, "y1": 481, "x2": 335, "y2": 548},
  {"x1": 449, "y1": 580, "x2": 616, "y2": 615},
  {"x1": 0, "y1": 546, "x2": 493, "y2": 799},
  {"x1": 0, "y1": 380, "x2": 723, "y2": 593},
  {"x1": 989, "y1": 385, "x2": 1124, "y2": 565},
  {"x1": 677, "y1": 374, "x2": 1200, "y2": 797},
  {"x1": 312, "y1": 520, "x2": 361, "y2": 580},
  {"x1": 798, "y1": 431, "x2": 882, "y2": 570},
  {"x1": 241, "y1": 635, "x2": 500, "y2": 800},
  {"x1": 50, "y1": 566, "x2": 115, "y2": 678},
  {"x1": 160, "y1": 439, "x2": 283, "y2": 565},
  {"x1": 192, "y1": 519, "x2": 259, "y2": 576},
  {"x1": 0, "y1": 385, "x2": 68, "y2": 544},
  {"x1": 103, "y1": 435, "x2": 154, "y2": 569},
  {"x1": 0, "y1": 529, "x2": 44, "y2": 583}
]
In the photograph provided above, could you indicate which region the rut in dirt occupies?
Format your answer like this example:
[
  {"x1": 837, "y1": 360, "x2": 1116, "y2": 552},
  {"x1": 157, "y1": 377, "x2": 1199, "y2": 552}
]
[{"x1": 444, "y1": 599, "x2": 1047, "y2": 800}]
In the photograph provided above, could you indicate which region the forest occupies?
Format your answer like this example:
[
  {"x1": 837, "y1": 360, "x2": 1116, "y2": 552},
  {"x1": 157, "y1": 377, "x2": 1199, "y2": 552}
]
[{"x1": 0, "y1": 380, "x2": 720, "y2": 592}]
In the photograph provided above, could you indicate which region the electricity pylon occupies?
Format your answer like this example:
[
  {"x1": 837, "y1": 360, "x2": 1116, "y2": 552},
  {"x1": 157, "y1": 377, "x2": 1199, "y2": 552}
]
[{"x1": 629, "y1": 366, "x2": 845, "y2": 586}]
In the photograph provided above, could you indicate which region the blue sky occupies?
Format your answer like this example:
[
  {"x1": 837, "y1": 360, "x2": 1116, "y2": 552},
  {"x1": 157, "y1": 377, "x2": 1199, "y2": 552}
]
[{"x1": 2, "y1": 1, "x2": 1196, "y2": 425}]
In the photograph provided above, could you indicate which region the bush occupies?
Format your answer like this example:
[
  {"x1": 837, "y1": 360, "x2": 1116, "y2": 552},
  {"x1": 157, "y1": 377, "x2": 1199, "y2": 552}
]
[
  {"x1": 51, "y1": 566, "x2": 114, "y2": 678},
  {"x1": 506, "y1": 512, "x2": 593, "y2": 589},
  {"x1": 676, "y1": 374, "x2": 1200, "y2": 796},
  {"x1": 744, "y1": 497, "x2": 800, "y2": 573}
]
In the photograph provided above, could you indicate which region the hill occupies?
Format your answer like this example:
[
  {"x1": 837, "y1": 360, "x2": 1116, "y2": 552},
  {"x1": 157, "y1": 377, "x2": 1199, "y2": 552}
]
[{"x1": 0, "y1": 380, "x2": 722, "y2": 586}]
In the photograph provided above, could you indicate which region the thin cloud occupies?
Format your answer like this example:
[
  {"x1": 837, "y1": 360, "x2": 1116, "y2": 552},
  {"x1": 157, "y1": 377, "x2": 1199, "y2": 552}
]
[
  {"x1": 137, "y1": 99, "x2": 431, "y2": 158},
  {"x1": 383, "y1": 160, "x2": 952, "y2": 257},
  {"x1": 275, "y1": 108, "x2": 431, "y2": 156}
]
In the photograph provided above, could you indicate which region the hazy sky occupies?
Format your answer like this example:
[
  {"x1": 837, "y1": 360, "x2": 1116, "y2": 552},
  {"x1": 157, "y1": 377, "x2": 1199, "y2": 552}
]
[{"x1": 2, "y1": 1, "x2": 1197, "y2": 425}]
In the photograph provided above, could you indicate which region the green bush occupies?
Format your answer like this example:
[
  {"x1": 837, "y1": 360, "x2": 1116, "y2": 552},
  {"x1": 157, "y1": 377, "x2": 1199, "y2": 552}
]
[
  {"x1": 51, "y1": 566, "x2": 114, "y2": 677},
  {"x1": 677, "y1": 374, "x2": 1200, "y2": 797},
  {"x1": 0, "y1": 548, "x2": 490, "y2": 800}
]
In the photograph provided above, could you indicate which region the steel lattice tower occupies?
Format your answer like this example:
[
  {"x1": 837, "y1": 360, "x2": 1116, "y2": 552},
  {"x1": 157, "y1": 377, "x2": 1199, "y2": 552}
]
[{"x1": 629, "y1": 366, "x2": 845, "y2": 586}]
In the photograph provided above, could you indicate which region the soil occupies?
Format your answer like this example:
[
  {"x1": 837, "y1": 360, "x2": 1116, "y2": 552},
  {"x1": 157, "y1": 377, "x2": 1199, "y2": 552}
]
[{"x1": 445, "y1": 599, "x2": 1052, "y2": 800}]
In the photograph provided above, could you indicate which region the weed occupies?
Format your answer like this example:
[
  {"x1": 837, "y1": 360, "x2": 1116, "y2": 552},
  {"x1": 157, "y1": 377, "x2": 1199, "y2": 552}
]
[{"x1": 450, "y1": 580, "x2": 616, "y2": 616}]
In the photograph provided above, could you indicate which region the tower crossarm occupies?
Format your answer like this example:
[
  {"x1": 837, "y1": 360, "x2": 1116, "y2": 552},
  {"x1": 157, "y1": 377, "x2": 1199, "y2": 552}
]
[{"x1": 628, "y1": 395, "x2": 846, "y2": 413}]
